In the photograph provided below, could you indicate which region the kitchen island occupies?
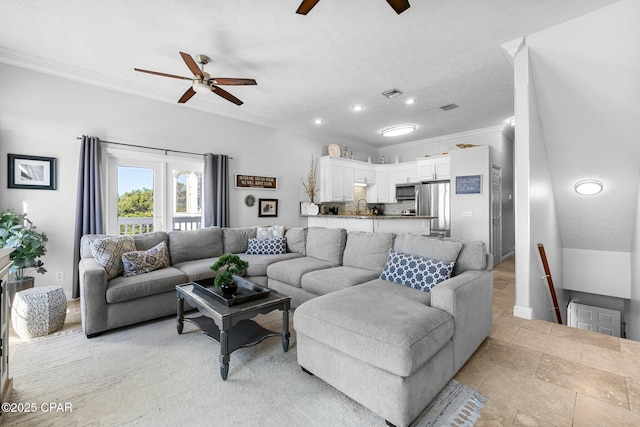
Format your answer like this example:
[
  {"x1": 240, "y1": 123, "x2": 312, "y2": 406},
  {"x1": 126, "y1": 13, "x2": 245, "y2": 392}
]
[{"x1": 306, "y1": 215, "x2": 436, "y2": 234}]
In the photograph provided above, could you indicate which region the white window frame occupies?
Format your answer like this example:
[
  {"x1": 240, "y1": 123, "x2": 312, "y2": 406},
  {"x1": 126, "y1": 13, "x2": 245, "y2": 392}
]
[{"x1": 103, "y1": 146, "x2": 204, "y2": 234}]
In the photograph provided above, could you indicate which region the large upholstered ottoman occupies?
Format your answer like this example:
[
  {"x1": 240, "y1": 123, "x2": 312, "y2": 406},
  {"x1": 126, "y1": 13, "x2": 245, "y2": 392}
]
[
  {"x1": 11, "y1": 285, "x2": 67, "y2": 340},
  {"x1": 294, "y1": 280, "x2": 456, "y2": 427}
]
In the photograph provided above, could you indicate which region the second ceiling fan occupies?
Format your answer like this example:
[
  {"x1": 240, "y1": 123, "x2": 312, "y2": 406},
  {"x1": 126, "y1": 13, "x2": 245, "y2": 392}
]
[{"x1": 296, "y1": 0, "x2": 410, "y2": 15}]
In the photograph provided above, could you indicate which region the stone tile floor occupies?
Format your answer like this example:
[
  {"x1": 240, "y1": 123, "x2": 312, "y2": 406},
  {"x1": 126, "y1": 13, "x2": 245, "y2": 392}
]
[
  {"x1": 9, "y1": 258, "x2": 640, "y2": 425},
  {"x1": 458, "y1": 257, "x2": 640, "y2": 426}
]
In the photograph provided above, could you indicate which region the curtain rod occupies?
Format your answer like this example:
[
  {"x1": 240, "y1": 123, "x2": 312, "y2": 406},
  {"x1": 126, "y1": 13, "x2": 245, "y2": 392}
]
[{"x1": 76, "y1": 136, "x2": 232, "y2": 159}]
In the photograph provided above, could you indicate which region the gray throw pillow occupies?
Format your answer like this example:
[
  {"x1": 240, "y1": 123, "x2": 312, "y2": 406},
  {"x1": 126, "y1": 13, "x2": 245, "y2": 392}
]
[{"x1": 122, "y1": 241, "x2": 170, "y2": 277}]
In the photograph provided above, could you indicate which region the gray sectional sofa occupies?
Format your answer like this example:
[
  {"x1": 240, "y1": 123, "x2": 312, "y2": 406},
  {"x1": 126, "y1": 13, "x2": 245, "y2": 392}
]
[{"x1": 79, "y1": 225, "x2": 492, "y2": 426}]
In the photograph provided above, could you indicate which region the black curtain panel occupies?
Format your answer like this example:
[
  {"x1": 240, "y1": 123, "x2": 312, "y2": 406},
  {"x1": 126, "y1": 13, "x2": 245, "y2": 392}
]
[
  {"x1": 203, "y1": 153, "x2": 229, "y2": 227},
  {"x1": 72, "y1": 136, "x2": 104, "y2": 299}
]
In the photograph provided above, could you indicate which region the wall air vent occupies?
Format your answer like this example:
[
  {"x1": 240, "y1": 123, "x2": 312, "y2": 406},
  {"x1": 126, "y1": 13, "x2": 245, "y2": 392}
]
[
  {"x1": 381, "y1": 88, "x2": 403, "y2": 99},
  {"x1": 440, "y1": 103, "x2": 459, "y2": 111}
]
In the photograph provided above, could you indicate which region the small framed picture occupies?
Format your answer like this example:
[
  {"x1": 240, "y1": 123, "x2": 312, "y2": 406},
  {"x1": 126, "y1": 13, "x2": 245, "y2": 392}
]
[
  {"x1": 8, "y1": 154, "x2": 57, "y2": 190},
  {"x1": 258, "y1": 199, "x2": 278, "y2": 217},
  {"x1": 456, "y1": 175, "x2": 482, "y2": 194}
]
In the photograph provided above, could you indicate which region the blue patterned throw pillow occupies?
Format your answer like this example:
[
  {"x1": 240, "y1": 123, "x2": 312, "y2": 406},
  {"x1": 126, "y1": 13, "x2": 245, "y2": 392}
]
[
  {"x1": 246, "y1": 237, "x2": 287, "y2": 255},
  {"x1": 380, "y1": 249, "x2": 455, "y2": 292}
]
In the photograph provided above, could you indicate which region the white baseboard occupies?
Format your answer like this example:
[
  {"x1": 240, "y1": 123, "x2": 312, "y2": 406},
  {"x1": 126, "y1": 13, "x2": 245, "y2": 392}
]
[{"x1": 513, "y1": 305, "x2": 533, "y2": 320}]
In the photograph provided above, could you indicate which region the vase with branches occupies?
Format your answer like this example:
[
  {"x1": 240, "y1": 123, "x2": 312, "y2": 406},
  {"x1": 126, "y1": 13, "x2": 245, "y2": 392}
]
[{"x1": 301, "y1": 154, "x2": 319, "y2": 214}]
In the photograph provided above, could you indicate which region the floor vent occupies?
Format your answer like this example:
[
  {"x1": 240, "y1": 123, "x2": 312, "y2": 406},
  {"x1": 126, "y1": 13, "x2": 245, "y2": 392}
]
[{"x1": 440, "y1": 103, "x2": 459, "y2": 111}]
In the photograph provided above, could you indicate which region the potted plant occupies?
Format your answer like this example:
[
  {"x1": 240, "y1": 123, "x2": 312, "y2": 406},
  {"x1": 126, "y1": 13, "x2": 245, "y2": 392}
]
[
  {"x1": 301, "y1": 154, "x2": 319, "y2": 215},
  {"x1": 0, "y1": 209, "x2": 48, "y2": 303},
  {"x1": 210, "y1": 253, "x2": 249, "y2": 297}
]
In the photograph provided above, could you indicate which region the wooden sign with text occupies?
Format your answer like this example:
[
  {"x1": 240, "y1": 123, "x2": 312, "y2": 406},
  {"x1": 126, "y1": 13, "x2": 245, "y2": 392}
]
[{"x1": 235, "y1": 174, "x2": 277, "y2": 190}]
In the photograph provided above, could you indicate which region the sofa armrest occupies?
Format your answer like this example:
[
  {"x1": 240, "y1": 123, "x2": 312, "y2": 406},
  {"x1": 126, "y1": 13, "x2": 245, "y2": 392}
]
[
  {"x1": 430, "y1": 269, "x2": 493, "y2": 371},
  {"x1": 79, "y1": 258, "x2": 109, "y2": 336}
]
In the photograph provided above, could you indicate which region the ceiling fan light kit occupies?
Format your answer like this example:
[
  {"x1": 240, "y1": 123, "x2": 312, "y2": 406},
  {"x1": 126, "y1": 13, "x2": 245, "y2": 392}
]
[
  {"x1": 296, "y1": 0, "x2": 410, "y2": 15},
  {"x1": 134, "y1": 52, "x2": 256, "y2": 106}
]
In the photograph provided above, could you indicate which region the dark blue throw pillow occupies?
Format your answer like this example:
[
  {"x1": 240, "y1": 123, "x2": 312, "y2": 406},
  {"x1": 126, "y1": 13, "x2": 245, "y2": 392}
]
[
  {"x1": 246, "y1": 237, "x2": 287, "y2": 255},
  {"x1": 380, "y1": 249, "x2": 455, "y2": 292}
]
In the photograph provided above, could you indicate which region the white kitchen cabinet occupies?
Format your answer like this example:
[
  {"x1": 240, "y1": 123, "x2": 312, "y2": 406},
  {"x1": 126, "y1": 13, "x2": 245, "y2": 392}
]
[
  {"x1": 392, "y1": 161, "x2": 418, "y2": 184},
  {"x1": 417, "y1": 156, "x2": 450, "y2": 181},
  {"x1": 366, "y1": 165, "x2": 395, "y2": 203},
  {"x1": 319, "y1": 157, "x2": 355, "y2": 202},
  {"x1": 353, "y1": 165, "x2": 375, "y2": 185},
  {"x1": 374, "y1": 218, "x2": 432, "y2": 235}
]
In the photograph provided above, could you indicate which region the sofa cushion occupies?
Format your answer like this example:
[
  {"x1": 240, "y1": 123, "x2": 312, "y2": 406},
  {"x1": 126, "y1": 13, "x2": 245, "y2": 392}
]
[
  {"x1": 223, "y1": 227, "x2": 256, "y2": 254},
  {"x1": 342, "y1": 231, "x2": 394, "y2": 272},
  {"x1": 380, "y1": 249, "x2": 455, "y2": 292},
  {"x1": 105, "y1": 267, "x2": 188, "y2": 304},
  {"x1": 237, "y1": 253, "x2": 303, "y2": 277},
  {"x1": 301, "y1": 266, "x2": 381, "y2": 295},
  {"x1": 256, "y1": 225, "x2": 284, "y2": 239},
  {"x1": 122, "y1": 241, "x2": 171, "y2": 277},
  {"x1": 305, "y1": 227, "x2": 347, "y2": 266},
  {"x1": 285, "y1": 227, "x2": 307, "y2": 255},
  {"x1": 168, "y1": 227, "x2": 223, "y2": 264},
  {"x1": 394, "y1": 233, "x2": 462, "y2": 263},
  {"x1": 89, "y1": 236, "x2": 136, "y2": 280},
  {"x1": 443, "y1": 237, "x2": 487, "y2": 275},
  {"x1": 172, "y1": 257, "x2": 219, "y2": 282},
  {"x1": 132, "y1": 231, "x2": 169, "y2": 251},
  {"x1": 294, "y1": 280, "x2": 454, "y2": 377},
  {"x1": 246, "y1": 237, "x2": 287, "y2": 255},
  {"x1": 266, "y1": 256, "x2": 333, "y2": 288}
]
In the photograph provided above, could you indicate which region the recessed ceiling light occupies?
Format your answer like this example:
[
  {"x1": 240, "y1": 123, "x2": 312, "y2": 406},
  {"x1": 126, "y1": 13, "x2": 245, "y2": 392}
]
[
  {"x1": 351, "y1": 105, "x2": 364, "y2": 112},
  {"x1": 405, "y1": 98, "x2": 416, "y2": 105},
  {"x1": 314, "y1": 118, "x2": 324, "y2": 125},
  {"x1": 574, "y1": 180, "x2": 603, "y2": 195},
  {"x1": 381, "y1": 125, "x2": 416, "y2": 137}
]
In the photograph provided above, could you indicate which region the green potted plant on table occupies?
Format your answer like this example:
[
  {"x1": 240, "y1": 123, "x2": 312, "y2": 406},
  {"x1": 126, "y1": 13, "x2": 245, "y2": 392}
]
[
  {"x1": 0, "y1": 209, "x2": 48, "y2": 304},
  {"x1": 210, "y1": 253, "x2": 249, "y2": 298}
]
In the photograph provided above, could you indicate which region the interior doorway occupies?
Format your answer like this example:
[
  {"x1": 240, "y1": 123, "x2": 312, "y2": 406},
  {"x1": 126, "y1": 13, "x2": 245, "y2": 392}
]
[{"x1": 491, "y1": 164, "x2": 502, "y2": 267}]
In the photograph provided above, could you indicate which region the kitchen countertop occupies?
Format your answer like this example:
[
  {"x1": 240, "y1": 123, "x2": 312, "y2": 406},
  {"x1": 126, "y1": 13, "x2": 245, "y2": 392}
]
[{"x1": 309, "y1": 215, "x2": 438, "y2": 219}]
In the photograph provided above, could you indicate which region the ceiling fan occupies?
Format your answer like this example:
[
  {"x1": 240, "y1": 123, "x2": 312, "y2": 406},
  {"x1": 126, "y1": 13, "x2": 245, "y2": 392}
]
[
  {"x1": 296, "y1": 0, "x2": 410, "y2": 15},
  {"x1": 134, "y1": 52, "x2": 257, "y2": 106}
]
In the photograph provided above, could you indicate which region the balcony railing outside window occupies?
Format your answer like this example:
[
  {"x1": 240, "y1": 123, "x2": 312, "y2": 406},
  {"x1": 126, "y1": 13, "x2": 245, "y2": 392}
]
[{"x1": 118, "y1": 215, "x2": 202, "y2": 235}]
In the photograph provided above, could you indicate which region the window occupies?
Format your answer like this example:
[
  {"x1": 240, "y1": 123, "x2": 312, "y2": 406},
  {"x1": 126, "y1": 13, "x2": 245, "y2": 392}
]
[{"x1": 104, "y1": 146, "x2": 204, "y2": 235}]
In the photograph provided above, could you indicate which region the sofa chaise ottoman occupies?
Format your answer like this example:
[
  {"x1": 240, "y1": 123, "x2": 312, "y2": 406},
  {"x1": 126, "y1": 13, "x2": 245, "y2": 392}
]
[{"x1": 294, "y1": 235, "x2": 493, "y2": 427}]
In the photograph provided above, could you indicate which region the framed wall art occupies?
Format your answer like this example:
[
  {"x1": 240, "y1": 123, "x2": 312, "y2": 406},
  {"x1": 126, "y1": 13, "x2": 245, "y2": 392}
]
[
  {"x1": 8, "y1": 154, "x2": 57, "y2": 190},
  {"x1": 258, "y1": 199, "x2": 278, "y2": 217},
  {"x1": 455, "y1": 175, "x2": 482, "y2": 194}
]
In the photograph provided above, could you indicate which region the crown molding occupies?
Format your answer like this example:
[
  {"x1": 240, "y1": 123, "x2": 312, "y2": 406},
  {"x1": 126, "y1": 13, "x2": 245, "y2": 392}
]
[{"x1": 501, "y1": 37, "x2": 525, "y2": 66}]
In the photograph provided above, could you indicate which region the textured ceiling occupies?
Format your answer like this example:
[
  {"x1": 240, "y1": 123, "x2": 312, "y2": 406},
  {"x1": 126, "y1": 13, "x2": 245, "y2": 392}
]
[{"x1": 0, "y1": 0, "x2": 622, "y2": 148}]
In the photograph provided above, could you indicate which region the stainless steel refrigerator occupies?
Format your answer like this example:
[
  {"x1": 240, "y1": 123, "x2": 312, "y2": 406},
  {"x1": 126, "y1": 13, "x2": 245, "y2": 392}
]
[{"x1": 416, "y1": 180, "x2": 451, "y2": 237}]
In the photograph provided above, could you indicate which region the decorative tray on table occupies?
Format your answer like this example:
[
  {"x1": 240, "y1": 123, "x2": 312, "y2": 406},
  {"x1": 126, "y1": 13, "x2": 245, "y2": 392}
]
[{"x1": 192, "y1": 275, "x2": 270, "y2": 307}]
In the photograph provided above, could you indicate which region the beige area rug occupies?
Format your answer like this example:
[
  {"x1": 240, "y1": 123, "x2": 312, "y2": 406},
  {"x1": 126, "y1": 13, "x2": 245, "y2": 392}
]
[{"x1": 4, "y1": 312, "x2": 485, "y2": 426}]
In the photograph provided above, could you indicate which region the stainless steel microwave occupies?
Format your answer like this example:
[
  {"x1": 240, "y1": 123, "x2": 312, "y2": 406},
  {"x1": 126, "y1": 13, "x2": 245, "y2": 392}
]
[{"x1": 395, "y1": 184, "x2": 417, "y2": 200}]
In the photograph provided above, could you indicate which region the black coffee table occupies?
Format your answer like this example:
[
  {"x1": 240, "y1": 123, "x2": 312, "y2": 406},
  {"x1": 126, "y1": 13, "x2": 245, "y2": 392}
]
[{"x1": 176, "y1": 279, "x2": 290, "y2": 381}]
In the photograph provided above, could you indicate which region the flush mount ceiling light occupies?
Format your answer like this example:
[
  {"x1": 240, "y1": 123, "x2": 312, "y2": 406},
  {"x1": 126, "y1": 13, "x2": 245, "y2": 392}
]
[
  {"x1": 508, "y1": 116, "x2": 516, "y2": 126},
  {"x1": 405, "y1": 98, "x2": 416, "y2": 105},
  {"x1": 381, "y1": 125, "x2": 416, "y2": 137},
  {"x1": 314, "y1": 118, "x2": 324, "y2": 125},
  {"x1": 351, "y1": 105, "x2": 364, "y2": 112},
  {"x1": 574, "y1": 180, "x2": 603, "y2": 195}
]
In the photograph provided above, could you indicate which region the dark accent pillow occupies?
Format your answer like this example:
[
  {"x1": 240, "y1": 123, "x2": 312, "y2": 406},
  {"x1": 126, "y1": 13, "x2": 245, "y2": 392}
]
[
  {"x1": 380, "y1": 249, "x2": 455, "y2": 292},
  {"x1": 246, "y1": 237, "x2": 287, "y2": 255},
  {"x1": 122, "y1": 241, "x2": 170, "y2": 277}
]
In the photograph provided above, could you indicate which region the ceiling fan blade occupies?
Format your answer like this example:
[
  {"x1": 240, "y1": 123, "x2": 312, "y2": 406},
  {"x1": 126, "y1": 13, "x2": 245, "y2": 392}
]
[
  {"x1": 296, "y1": 0, "x2": 320, "y2": 15},
  {"x1": 179, "y1": 52, "x2": 204, "y2": 78},
  {"x1": 134, "y1": 68, "x2": 193, "y2": 81},
  {"x1": 178, "y1": 86, "x2": 197, "y2": 104},
  {"x1": 387, "y1": 0, "x2": 410, "y2": 14},
  {"x1": 212, "y1": 78, "x2": 257, "y2": 86},
  {"x1": 212, "y1": 86, "x2": 243, "y2": 105}
]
